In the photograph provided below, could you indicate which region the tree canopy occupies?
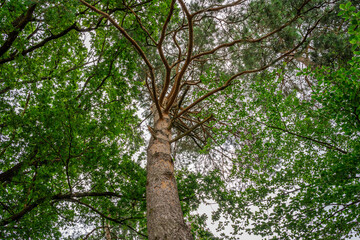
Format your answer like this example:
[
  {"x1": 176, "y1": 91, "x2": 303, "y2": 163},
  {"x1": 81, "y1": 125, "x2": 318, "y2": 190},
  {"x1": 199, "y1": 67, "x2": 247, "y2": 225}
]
[{"x1": 0, "y1": 0, "x2": 359, "y2": 239}]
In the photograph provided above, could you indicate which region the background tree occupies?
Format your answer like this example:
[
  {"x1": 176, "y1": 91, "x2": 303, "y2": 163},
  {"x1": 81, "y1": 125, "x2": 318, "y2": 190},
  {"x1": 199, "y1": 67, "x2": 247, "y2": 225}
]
[
  {"x1": 0, "y1": 0, "x2": 358, "y2": 239},
  {"x1": 221, "y1": 3, "x2": 360, "y2": 239},
  {"x1": 0, "y1": 1, "x2": 149, "y2": 238}
]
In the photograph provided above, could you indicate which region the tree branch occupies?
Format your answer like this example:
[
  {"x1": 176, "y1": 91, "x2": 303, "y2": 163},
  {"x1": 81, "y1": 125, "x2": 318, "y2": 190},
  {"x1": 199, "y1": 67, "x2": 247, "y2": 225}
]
[
  {"x1": 192, "y1": 0, "x2": 246, "y2": 17},
  {"x1": 0, "y1": 23, "x2": 77, "y2": 64},
  {"x1": 158, "y1": 0, "x2": 176, "y2": 105},
  {"x1": 0, "y1": 191, "x2": 123, "y2": 227},
  {"x1": 175, "y1": 14, "x2": 322, "y2": 119},
  {"x1": 0, "y1": 4, "x2": 36, "y2": 58},
  {"x1": 79, "y1": 0, "x2": 163, "y2": 119},
  {"x1": 170, "y1": 115, "x2": 212, "y2": 143},
  {"x1": 123, "y1": 1, "x2": 157, "y2": 45},
  {"x1": 65, "y1": 198, "x2": 147, "y2": 238},
  {"x1": 165, "y1": 0, "x2": 194, "y2": 112},
  {"x1": 260, "y1": 122, "x2": 348, "y2": 154},
  {"x1": 191, "y1": 0, "x2": 311, "y2": 61}
]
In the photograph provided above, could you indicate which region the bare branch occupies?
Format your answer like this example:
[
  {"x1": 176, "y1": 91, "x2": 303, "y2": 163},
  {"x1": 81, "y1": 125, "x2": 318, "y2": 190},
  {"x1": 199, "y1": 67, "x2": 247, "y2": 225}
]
[
  {"x1": 177, "y1": 86, "x2": 190, "y2": 110},
  {"x1": 170, "y1": 115, "x2": 212, "y2": 143}
]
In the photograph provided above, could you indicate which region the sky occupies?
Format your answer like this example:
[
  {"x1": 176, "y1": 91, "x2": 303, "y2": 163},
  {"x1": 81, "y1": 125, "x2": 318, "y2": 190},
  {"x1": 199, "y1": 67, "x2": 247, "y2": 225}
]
[{"x1": 197, "y1": 203, "x2": 261, "y2": 239}]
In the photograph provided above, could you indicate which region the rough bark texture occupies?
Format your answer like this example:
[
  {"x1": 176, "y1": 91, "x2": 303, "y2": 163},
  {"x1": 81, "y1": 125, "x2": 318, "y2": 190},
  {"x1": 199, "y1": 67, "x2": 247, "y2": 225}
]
[{"x1": 146, "y1": 109, "x2": 193, "y2": 240}]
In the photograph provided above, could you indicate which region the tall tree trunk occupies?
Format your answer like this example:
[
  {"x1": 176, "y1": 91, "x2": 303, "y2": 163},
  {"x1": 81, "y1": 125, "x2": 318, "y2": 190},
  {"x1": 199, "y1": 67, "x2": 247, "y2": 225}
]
[{"x1": 146, "y1": 108, "x2": 193, "y2": 240}]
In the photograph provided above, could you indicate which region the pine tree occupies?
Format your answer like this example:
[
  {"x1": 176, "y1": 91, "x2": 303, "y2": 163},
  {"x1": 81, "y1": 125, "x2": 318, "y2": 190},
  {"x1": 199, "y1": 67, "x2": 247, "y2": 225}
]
[{"x1": 0, "y1": 0, "x2": 357, "y2": 239}]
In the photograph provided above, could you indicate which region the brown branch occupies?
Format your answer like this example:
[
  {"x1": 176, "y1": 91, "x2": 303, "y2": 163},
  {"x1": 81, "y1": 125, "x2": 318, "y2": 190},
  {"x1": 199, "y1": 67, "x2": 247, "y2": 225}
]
[
  {"x1": 83, "y1": 227, "x2": 101, "y2": 240},
  {"x1": 0, "y1": 198, "x2": 43, "y2": 227},
  {"x1": 309, "y1": 200, "x2": 360, "y2": 234},
  {"x1": 173, "y1": 121, "x2": 205, "y2": 149},
  {"x1": 79, "y1": 0, "x2": 163, "y2": 119},
  {"x1": 65, "y1": 198, "x2": 148, "y2": 238},
  {"x1": 76, "y1": 38, "x2": 107, "y2": 101},
  {"x1": 177, "y1": 86, "x2": 190, "y2": 111},
  {"x1": 170, "y1": 115, "x2": 212, "y2": 143},
  {"x1": 191, "y1": 0, "x2": 311, "y2": 61},
  {"x1": 192, "y1": 0, "x2": 246, "y2": 17},
  {"x1": 165, "y1": 0, "x2": 194, "y2": 112},
  {"x1": 26, "y1": 25, "x2": 40, "y2": 40},
  {"x1": 21, "y1": 92, "x2": 31, "y2": 116},
  {"x1": 80, "y1": 0, "x2": 149, "y2": 66},
  {"x1": 0, "y1": 4, "x2": 36, "y2": 58},
  {"x1": 0, "y1": 86, "x2": 11, "y2": 95},
  {"x1": 0, "y1": 23, "x2": 77, "y2": 64},
  {"x1": 123, "y1": 1, "x2": 157, "y2": 45},
  {"x1": 0, "y1": 147, "x2": 43, "y2": 185},
  {"x1": 166, "y1": 0, "x2": 310, "y2": 112},
  {"x1": 166, "y1": 18, "x2": 187, "y2": 71},
  {"x1": 147, "y1": 125, "x2": 157, "y2": 139},
  {"x1": 1, "y1": 59, "x2": 96, "y2": 96},
  {"x1": 54, "y1": 191, "x2": 123, "y2": 199},
  {"x1": 0, "y1": 191, "x2": 123, "y2": 227},
  {"x1": 137, "y1": 113, "x2": 152, "y2": 128},
  {"x1": 0, "y1": 13, "x2": 115, "y2": 65},
  {"x1": 175, "y1": 15, "x2": 322, "y2": 119},
  {"x1": 86, "y1": 48, "x2": 121, "y2": 99},
  {"x1": 158, "y1": 0, "x2": 176, "y2": 105},
  {"x1": 172, "y1": 30, "x2": 182, "y2": 70},
  {"x1": 0, "y1": 162, "x2": 24, "y2": 183},
  {"x1": 145, "y1": 74, "x2": 155, "y2": 101},
  {"x1": 75, "y1": 73, "x2": 97, "y2": 100},
  {"x1": 261, "y1": 122, "x2": 348, "y2": 154}
]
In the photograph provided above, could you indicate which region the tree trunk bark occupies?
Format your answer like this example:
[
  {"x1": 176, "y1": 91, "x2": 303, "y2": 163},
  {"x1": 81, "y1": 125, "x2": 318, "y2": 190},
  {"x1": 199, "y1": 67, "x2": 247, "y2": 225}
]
[{"x1": 146, "y1": 109, "x2": 193, "y2": 240}]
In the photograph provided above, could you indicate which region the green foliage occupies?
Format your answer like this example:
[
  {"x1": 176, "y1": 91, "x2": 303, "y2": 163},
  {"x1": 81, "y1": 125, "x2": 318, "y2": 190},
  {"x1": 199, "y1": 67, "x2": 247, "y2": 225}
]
[
  {"x1": 0, "y1": 0, "x2": 148, "y2": 238},
  {"x1": 213, "y1": 3, "x2": 360, "y2": 239},
  {"x1": 1, "y1": 0, "x2": 359, "y2": 239}
]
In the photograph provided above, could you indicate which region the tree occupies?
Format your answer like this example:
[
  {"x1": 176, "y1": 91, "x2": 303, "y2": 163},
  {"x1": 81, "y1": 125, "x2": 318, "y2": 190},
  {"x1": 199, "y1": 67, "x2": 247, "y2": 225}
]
[
  {"x1": 0, "y1": 0, "x2": 357, "y2": 239},
  {"x1": 1, "y1": 1, "x2": 148, "y2": 238},
  {"x1": 225, "y1": 3, "x2": 360, "y2": 239}
]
